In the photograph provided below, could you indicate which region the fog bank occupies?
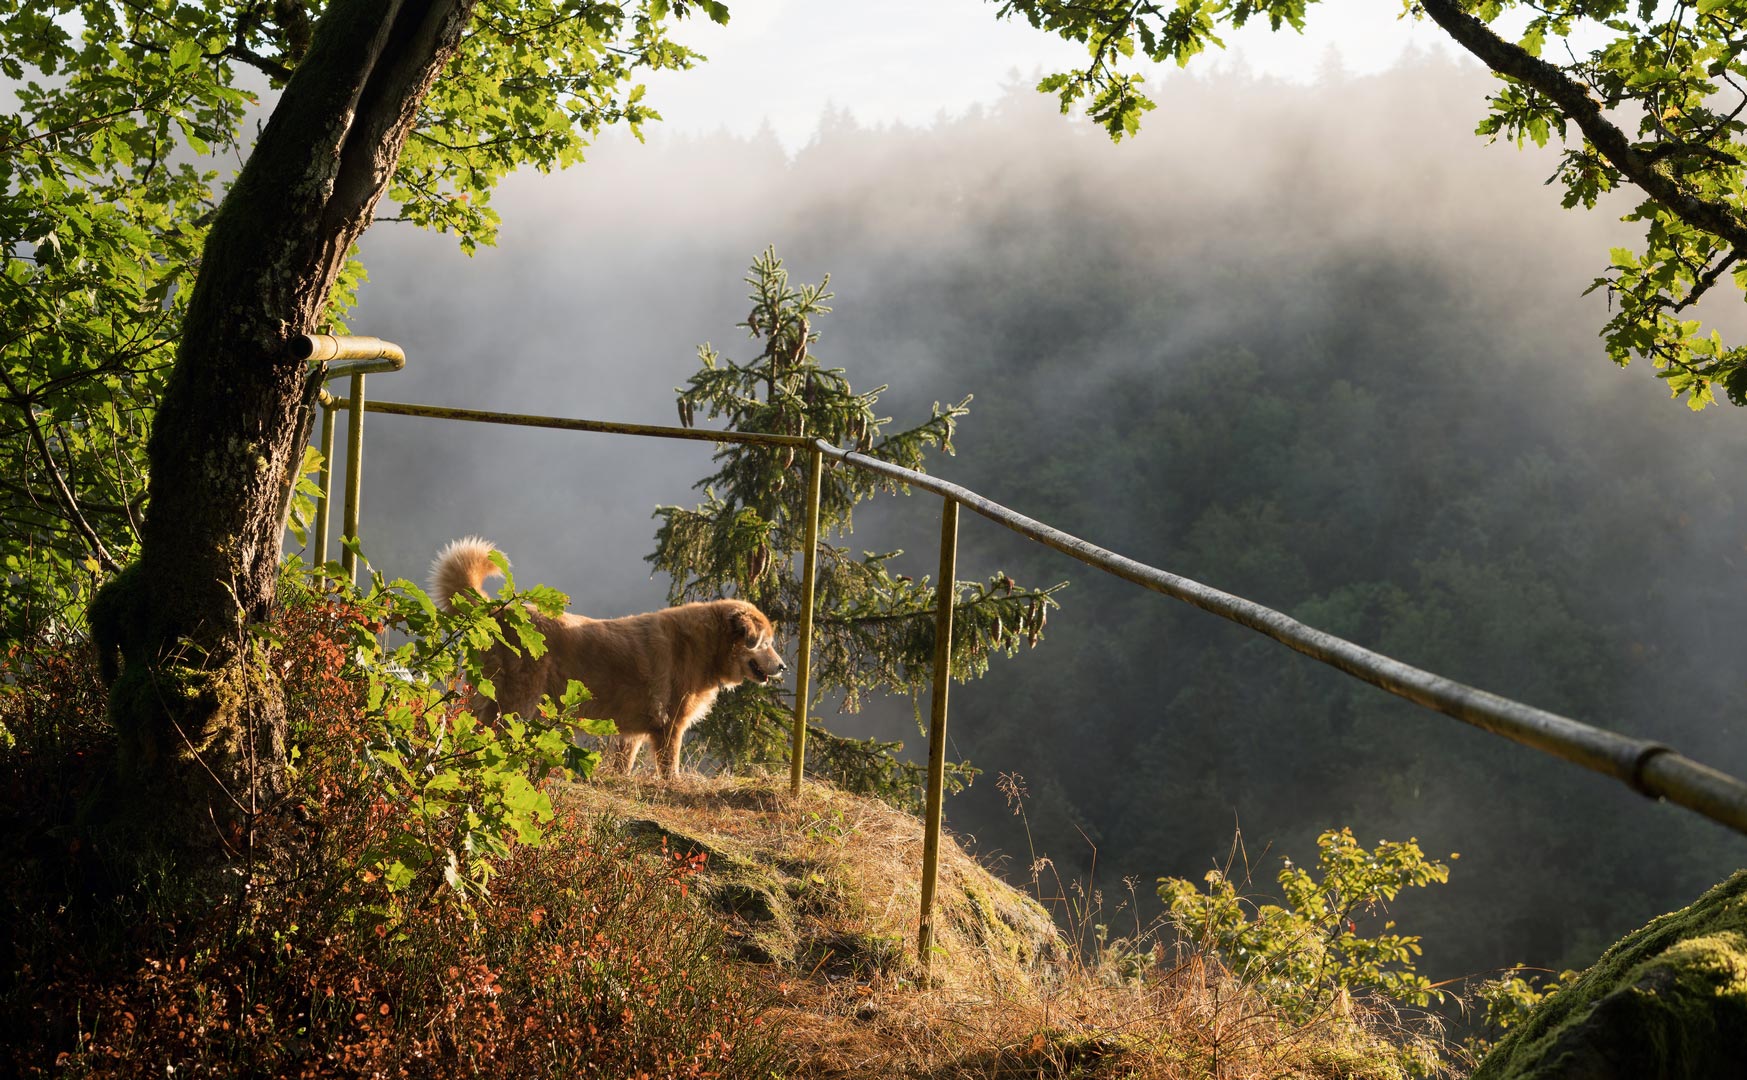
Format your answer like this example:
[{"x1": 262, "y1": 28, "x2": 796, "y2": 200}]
[{"x1": 343, "y1": 60, "x2": 1747, "y2": 980}]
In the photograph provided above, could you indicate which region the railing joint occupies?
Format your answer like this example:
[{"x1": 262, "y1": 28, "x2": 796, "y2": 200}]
[{"x1": 1628, "y1": 743, "x2": 1675, "y2": 799}]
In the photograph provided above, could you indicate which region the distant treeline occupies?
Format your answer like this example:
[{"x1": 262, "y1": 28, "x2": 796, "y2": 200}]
[
  {"x1": 353, "y1": 61, "x2": 1747, "y2": 984},
  {"x1": 797, "y1": 86, "x2": 1747, "y2": 980}
]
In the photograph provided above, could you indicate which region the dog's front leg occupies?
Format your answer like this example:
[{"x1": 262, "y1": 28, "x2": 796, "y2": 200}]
[
  {"x1": 630, "y1": 697, "x2": 681, "y2": 779},
  {"x1": 652, "y1": 723, "x2": 686, "y2": 780},
  {"x1": 468, "y1": 692, "x2": 500, "y2": 726}
]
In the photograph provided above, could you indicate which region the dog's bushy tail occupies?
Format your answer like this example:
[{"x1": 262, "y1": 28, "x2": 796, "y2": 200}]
[{"x1": 429, "y1": 536, "x2": 506, "y2": 612}]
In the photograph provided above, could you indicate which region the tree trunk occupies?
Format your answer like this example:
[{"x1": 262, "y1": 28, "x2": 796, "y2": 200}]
[{"x1": 91, "y1": 0, "x2": 476, "y2": 860}]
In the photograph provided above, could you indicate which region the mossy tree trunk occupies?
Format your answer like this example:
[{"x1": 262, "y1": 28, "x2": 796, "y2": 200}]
[{"x1": 93, "y1": 0, "x2": 476, "y2": 859}]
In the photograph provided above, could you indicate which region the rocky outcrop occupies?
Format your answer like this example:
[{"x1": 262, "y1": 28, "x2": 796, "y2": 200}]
[
  {"x1": 1475, "y1": 870, "x2": 1747, "y2": 1080},
  {"x1": 562, "y1": 774, "x2": 1065, "y2": 987}
]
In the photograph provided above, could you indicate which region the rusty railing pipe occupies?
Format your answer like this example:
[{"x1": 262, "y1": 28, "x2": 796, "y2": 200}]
[
  {"x1": 322, "y1": 397, "x2": 815, "y2": 448},
  {"x1": 298, "y1": 334, "x2": 405, "y2": 572},
  {"x1": 917, "y1": 497, "x2": 960, "y2": 970},
  {"x1": 790, "y1": 446, "x2": 824, "y2": 797},
  {"x1": 340, "y1": 373, "x2": 366, "y2": 582},
  {"x1": 814, "y1": 440, "x2": 1747, "y2": 838},
  {"x1": 314, "y1": 400, "x2": 335, "y2": 565},
  {"x1": 294, "y1": 333, "x2": 407, "y2": 375}
]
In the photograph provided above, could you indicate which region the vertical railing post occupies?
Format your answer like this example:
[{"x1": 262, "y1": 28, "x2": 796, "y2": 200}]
[
  {"x1": 341, "y1": 372, "x2": 366, "y2": 583},
  {"x1": 313, "y1": 399, "x2": 335, "y2": 566},
  {"x1": 917, "y1": 496, "x2": 959, "y2": 973},
  {"x1": 790, "y1": 445, "x2": 824, "y2": 797}
]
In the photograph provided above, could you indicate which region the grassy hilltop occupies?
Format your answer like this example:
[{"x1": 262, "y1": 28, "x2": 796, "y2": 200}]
[{"x1": 0, "y1": 622, "x2": 1431, "y2": 1078}]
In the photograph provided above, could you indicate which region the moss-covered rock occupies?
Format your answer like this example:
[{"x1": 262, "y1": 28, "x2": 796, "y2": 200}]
[
  {"x1": 618, "y1": 814, "x2": 800, "y2": 963},
  {"x1": 799, "y1": 929, "x2": 906, "y2": 978},
  {"x1": 1474, "y1": 870, "x2": 1747, "y2": 1080},
  {"x1": 956, "y1": 880, "x2": 1058, "y2": 968}
]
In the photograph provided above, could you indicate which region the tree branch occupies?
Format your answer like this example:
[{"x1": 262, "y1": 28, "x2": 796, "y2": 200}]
[
  {"x1": 0, "y1": 99, "x2": 167, "y2": 155},
  {"x1": 1418, "y1": 0, "x2": 1747, "y2": 249},
  {"x1": 324, "y1": 0, "x2": 476, "y2": 235},
  {"x1": 220, "y1": 43, "x2": 294, "y2": 83},
  {"x1": 411, "y1": 129, "x2": 547, "y2": 152},
  {"x1": 1673, "y1": 249, "x2": 1741, "y2": 312},
  {"x1": 0, "y1": 475, "x2": 138, "y2": 518},
  {"x1": 0, "y1": 370, "x2": 120, "y2": 571}
]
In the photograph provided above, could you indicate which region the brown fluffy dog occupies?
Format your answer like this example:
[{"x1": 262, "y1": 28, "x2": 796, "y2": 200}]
[{"x1": 429, "y1": 537, "x2": 786, "y2": 778}]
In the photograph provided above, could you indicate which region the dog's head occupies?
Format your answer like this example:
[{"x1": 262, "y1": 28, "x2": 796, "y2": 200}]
[{"x1": 720, "y1": 601, "x2": 786, "y2": 687}]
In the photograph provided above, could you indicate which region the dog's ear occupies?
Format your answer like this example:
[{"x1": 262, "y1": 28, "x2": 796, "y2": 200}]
[{"x1": 726, "y1": 606, "x2": 762, "y2": 646}]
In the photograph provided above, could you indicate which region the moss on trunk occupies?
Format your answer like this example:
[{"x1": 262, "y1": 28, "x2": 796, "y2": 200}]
[{"x1": 89, "y1": 560, "x2": 286, "y2": 862}]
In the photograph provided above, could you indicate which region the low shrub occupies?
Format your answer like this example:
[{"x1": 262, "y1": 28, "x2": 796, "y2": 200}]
[
  {"x1": 1160, "y1": 828, "x2": 1458, "y2": 1076},
  {"x1": 1, "y1": 572, "x2": 776, "y2": 1078}
]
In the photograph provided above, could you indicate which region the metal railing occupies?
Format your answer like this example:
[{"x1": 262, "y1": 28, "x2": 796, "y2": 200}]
[
  {"x1": 299, "y1": 335, "x2": 1747, "y2": 973},
  {"x1": 293, "y1": 334, "x2": 407, "y2": 580}
]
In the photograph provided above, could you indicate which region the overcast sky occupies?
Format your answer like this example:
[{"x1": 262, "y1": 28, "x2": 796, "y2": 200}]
[{"x1": 642, "y1": 0, "x2": 1467, "y2": 150}]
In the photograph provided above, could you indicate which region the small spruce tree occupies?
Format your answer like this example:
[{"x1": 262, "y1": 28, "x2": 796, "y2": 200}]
[{"x1": 649, "y1": 249, "x2": 1065, "y2": 808}]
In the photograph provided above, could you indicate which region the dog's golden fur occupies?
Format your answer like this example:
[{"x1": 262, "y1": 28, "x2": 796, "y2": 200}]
[{"x1": 429, "y1": 537, "x2": 785, "y2": 778}]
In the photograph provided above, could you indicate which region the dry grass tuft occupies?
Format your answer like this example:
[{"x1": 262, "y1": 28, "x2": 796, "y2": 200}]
[{"x1": 560, "y1": 772, "x2": 1424, "y2": 1079}]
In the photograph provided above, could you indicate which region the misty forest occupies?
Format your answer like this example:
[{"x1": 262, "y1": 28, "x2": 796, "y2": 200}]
[
  {"x1": 351, "y1": 62, "x2": 1747, "y2": 980},
  {"x1": 8, "y1": 1, "x2": 1747, "y2": 1077}
]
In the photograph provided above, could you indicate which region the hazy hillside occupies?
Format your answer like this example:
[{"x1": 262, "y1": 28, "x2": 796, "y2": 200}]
[{"x1": 343, "y1": 58, "x2": 1747, "y2": 986}]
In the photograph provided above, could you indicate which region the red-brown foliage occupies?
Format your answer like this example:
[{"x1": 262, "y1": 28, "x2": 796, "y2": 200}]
[{"x1": 1, "y1": 591, "x2": 776, "y2": 1078}]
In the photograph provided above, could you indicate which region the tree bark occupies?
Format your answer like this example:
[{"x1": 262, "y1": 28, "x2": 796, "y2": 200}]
[{"x1": 92, "y1": 0, "x2": 476, "y2": 858}]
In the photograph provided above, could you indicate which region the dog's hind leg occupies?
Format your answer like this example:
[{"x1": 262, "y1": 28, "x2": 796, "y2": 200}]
[{"x1": 610, "y1": 733, "x2": 648, "y2": 775}]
